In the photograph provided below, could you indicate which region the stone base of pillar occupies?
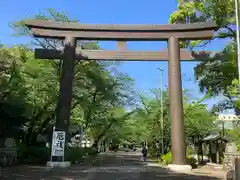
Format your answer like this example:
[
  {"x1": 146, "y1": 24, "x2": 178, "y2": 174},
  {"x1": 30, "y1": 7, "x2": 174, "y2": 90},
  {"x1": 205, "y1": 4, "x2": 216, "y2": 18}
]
[
  {"x1": 168, "y1": 164, "x2": 192, "y2": 173},
  {"x1": 46, "y1": 161, "x2": 71, "y2": 168}
]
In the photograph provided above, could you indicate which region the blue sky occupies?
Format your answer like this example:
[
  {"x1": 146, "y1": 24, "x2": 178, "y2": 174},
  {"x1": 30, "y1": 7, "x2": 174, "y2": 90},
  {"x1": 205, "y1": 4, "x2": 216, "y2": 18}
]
[{"x1": 0, "y1": 0, "x2": 229, "y2": 108}]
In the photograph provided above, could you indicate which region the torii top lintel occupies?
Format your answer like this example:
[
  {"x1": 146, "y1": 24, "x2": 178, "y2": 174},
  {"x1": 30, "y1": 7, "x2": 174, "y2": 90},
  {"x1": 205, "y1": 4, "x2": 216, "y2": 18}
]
[{"x1": 24, "y1": 19, "x2": 218, "y2": 41}]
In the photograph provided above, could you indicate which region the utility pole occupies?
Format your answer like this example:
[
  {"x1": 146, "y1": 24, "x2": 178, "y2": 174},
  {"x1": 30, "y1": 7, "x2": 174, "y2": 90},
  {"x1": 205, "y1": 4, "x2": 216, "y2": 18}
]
[{"x1": 157, "y1": 68, "x2": 164, "y2": 155}]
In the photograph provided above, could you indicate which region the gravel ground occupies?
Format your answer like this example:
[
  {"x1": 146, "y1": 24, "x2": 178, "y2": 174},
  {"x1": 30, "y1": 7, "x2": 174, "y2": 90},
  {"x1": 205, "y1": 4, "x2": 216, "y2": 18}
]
[{"x1": 0, "y1": 152, "x2": 225, "y2": 180}]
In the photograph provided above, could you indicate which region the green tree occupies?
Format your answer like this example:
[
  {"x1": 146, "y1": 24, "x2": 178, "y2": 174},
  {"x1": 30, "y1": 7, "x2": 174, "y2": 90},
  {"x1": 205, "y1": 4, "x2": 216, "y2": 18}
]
[
  {"x1": 169, "y1": 0, "x2": 240, "y2": 114},
  {"x1": 169, "y1": 0, "x2": 240, "y2": 148},
  {"x1": 2, "y1": 8, "x2": 137, "y2": 149},
  {"x1": 121, "y1": 88, "x2": 216, "y2": 156}
]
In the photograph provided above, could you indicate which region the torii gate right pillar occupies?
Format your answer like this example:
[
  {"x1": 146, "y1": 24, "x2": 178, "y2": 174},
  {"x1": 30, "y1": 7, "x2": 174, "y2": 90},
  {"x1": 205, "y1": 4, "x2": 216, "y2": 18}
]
[{"x1": 168, "y1": 37, "x2": 186, "y2": 166}]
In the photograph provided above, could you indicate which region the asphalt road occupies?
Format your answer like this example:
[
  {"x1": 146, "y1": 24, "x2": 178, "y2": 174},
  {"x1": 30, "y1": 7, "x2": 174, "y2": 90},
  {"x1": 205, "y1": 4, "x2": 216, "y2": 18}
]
[{"x1": 0, "y1": 151, "x2": 223, "y2": 180}]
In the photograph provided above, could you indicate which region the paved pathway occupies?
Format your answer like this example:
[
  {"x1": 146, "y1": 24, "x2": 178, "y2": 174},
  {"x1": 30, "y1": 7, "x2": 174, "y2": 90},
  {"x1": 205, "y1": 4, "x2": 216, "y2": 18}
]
[{"x1": 0, "y1": 151, "x2": 224, "y2": 180}]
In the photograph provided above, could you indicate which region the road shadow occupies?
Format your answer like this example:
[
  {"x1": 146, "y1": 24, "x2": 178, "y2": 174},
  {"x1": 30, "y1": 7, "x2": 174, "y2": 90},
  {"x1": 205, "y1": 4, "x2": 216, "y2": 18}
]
[
  {"x1": 0, "y1": 154, "x2": 224, "y2": 180},
  {"x1": 143, "y1": 166, "x2": 223, "y2": 180}
]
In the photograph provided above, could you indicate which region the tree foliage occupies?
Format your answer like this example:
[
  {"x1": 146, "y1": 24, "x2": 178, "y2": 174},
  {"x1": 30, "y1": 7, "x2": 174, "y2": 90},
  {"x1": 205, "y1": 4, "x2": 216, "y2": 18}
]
[
  {"x1": 0, "y1": 9, "x2": 136, "y2": 149},
  {"x1": 115, "y1": 89, "x2": 217, "y2": 155},
  {"x1": 169, "y1": 0, "x2": 240, "y2": 114},
  {"x1": 169, "y1": 0, "x2": 240, "y2": 148}
]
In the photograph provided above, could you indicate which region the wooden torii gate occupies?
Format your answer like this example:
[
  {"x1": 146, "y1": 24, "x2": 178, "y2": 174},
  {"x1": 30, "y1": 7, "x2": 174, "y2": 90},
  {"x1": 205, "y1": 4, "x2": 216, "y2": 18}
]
[{"x1": 24, "y1": 20, "x2": 217, "y2": 168}]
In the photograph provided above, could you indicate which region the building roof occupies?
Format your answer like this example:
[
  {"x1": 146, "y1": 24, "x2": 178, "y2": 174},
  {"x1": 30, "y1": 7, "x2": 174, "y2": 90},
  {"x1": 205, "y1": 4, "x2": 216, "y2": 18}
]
[{"x1": 202, "y1": 134, "x2": 233, "y2": 142}]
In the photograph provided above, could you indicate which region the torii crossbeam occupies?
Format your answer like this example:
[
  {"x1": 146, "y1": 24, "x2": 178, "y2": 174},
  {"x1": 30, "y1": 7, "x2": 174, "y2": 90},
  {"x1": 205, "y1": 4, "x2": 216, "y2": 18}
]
[
  {"x1": 34, "y1": 48, "x2": 203, "y2": 61},
  {"x1": 24, "y1": 19, "x2": 217, "y2": 170}
]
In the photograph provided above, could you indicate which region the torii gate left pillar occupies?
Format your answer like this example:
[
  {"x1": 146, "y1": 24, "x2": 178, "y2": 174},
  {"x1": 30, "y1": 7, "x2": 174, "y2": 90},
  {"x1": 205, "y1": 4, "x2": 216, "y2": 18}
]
[{"x1": 24, "y1": 20, "x2": 217, "y2": 171}]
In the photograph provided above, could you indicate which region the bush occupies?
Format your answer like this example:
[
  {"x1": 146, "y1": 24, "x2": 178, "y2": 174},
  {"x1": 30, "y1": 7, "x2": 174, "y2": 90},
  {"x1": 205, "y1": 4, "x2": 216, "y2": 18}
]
[
  {"x1": 17, "y1": 145, "x2": 99, "y2": 164},
  {"x1": 86, "y1": 147, "x2": 98, "y2": 156},
  {"x1": 66, "y1": 147, "x2": 98, "y2": 163},
  {"x1": 147, "y1": 146, "x2": 162, "y2": 159},
  {"x1": 147, "y1": 147, "x2": 155, "y2": 158},
  {"x1": 161, "y1": 152, "x2": 172, "y2": 165},
  {"x1": 110, "y1": 144, "x2": 119, "y2": 151},
  {"x1": 65, "y1": 147, "x2": 85, "y2": 163},
  {"x1": 18, "y1": 145, "x2": 50, "y2": 164},
  {"x1": 187, "y1": 147, "x2": 194, "y2": 156},
  {"x1": 161, "y1": 151, "x2": 197, "y2": 168},
  {"x1": 187, "y1": 156, "x2": 198, "y2": 168}
]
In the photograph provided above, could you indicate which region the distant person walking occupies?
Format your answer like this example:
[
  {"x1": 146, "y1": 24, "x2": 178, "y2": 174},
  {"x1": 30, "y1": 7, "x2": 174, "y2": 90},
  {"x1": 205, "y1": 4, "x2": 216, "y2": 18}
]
[{"x1": 141, "y1": 145, "x2": 148, "y2": 163}]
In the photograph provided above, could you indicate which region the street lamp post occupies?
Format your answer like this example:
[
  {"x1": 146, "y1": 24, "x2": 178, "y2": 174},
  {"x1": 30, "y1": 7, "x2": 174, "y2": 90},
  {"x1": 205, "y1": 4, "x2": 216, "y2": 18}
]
[
  {"x1": 157, "y1": 68, "x2": 164, "y2": 155},
  {"x1": 235, "y1": 0, "x2": 240, "y2": 90},
  {"x1": 234, "y1": 0, "x2": 240, "y2": 179}
]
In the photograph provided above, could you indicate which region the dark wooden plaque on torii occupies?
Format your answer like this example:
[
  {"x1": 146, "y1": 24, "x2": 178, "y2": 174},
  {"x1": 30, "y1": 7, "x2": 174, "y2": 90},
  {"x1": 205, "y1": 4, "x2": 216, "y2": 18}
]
[{"x1": 24, "y1": 19, "x2": 217, "y2": 165}]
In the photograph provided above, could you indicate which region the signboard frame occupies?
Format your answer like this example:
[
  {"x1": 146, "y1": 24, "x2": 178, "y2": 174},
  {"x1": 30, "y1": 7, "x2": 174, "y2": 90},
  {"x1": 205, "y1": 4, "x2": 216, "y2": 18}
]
[{"x1": 50, "y1": 127, "x2": 66, "y2": 162}]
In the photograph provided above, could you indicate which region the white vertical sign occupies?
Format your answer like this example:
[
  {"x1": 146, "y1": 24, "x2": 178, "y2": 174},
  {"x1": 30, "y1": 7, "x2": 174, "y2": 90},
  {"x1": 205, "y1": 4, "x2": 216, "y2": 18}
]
[{"x1": 51, "y1": 130, "x2": 66, "y2": 157}]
